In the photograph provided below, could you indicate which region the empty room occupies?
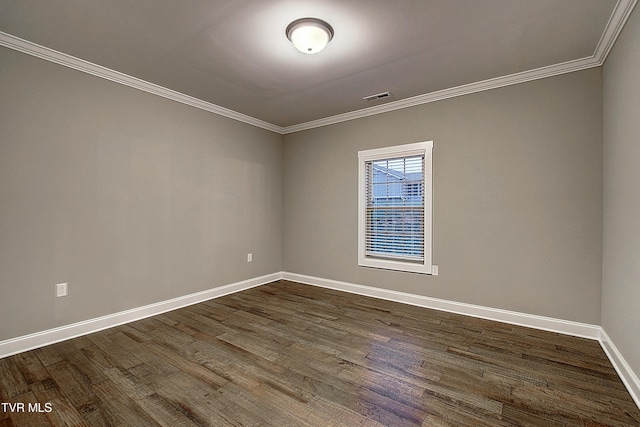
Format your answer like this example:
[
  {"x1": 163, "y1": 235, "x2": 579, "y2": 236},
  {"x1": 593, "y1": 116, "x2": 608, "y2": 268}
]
[{"x1": 1, "y1": 1, "x2": 639, "y2": 426}]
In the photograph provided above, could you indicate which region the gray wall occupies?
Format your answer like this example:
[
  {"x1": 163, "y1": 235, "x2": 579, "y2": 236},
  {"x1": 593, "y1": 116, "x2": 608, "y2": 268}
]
[
  {"x1": 283, "y1": 69, "x2": 603, "y2": 324},
  {"x1": 0, "y1": 47, "x2": 283, "y2": 341},
  {"x1": 0, "y1": 33, "x2": 617, "y2": 343},
  {"x1": 602, "y1": 7, "x2": 640, "y2": 379}
]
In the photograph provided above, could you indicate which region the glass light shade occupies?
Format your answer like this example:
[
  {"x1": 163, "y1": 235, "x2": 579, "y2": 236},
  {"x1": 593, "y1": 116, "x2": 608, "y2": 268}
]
[{"x1": 286, "y1": 18, "x2": 334, "y2": 54}]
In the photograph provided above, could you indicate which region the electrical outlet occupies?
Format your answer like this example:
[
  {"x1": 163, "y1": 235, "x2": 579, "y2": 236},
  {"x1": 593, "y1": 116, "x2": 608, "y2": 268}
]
[
  {"x1": 247, "y1": 253, "x2": 252, "y2": 262},
  {"x1": 56, "y1": 283, "x2": 68, "y2": 297}
]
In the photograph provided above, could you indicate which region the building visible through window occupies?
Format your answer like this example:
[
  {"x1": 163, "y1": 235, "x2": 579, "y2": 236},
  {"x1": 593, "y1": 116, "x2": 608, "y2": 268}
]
[{"x1": 367, "y1": 156, "x2": 424, "y2": 260}]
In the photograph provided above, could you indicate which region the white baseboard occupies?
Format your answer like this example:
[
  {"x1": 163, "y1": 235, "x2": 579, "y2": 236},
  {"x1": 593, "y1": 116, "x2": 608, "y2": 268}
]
[
  {"x1": 0, "y1": 272, "x2": 281, "y2": 359},
  {"x1": 281, "y1": 272, "x2": 640, "y2": 410},
  {"x1": 2, "y1": 270, "x2": 638, "y2": 411},
  {"x1": 281, "y1": 272, "x2": 601, "y2": 339},
  {"x1": 600, "y1": 329, "x2": 640, "y2": 409}
]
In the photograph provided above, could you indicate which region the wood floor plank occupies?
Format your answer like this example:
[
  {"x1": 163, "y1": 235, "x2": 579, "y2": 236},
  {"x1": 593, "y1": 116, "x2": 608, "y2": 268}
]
[
  {"x1": 130, "y1": 392, "x2": 202, "y2": 427},
  {"x1": 4, "y1": 392, "x2": 52, "y2": 427},
  {"x1": 90, "y1": 380, "x2": 161, "y2": 426},
  {"x1": 1, "y1": 280, "x2": 638, "y2": 426},
  {"x1": 32, "y1": 346, "x2": 63, "y2": 369},
  {"x1": 153, "y1": 374, "x2": 233, "y2": 426},
  {"x1": 421, "y1": 395, "x2": 510, "y2": 427},
  {"x1": 0, "y1": 358, "x2": 30, "y2": 401},
  {"x1": 88, "y1": 331, "x2": 142, "y2": 369},
  {"x1": 213, "y1": 381, "x2": 307, "y2": 427},
  {"x1": 50, "y1": 341, "x2": 109, "y2": 390},
  {"x1": 143, "y1": 341, "x2": 229, "y2": 389},
  {"x1": 32, "y1": 388, "x2": 89, "y2": 427}
]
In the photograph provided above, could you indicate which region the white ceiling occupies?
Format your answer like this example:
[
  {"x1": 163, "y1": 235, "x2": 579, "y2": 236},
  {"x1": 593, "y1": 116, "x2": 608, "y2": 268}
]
[{"x1": 0, "y1": 0, "x2": 635, "y2": 132}]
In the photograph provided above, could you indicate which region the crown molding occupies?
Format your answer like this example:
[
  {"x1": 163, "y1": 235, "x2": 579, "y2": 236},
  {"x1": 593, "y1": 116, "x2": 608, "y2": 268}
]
[
  {"x1": 281, "y1": 56, "x2": 600, "y2": 134},
  {"x1": 281, "y1": 0, "x2": 637, "y2": 134},
  {"x1": 593, "y1": 0, "x2": 638, "y2": 65},
  {"x1": 0, "y1": 0, "x2": 635, "y2": 135},
  {"x1": 0, "y1": 31, "x2": 285, "y2": 134}
]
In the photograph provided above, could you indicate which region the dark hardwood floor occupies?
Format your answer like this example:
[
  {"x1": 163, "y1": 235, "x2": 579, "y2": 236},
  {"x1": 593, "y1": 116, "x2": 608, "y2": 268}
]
[{"x1": 1, "y1": 280, "x2": 638, "y2": 426}]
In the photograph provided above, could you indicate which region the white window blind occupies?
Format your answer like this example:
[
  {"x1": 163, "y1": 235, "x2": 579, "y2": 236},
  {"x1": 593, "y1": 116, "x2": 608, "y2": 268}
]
[
  {"x1": 358, "y1": 141, "x2": 433, "y2": 274},
  {"x1": 365, "y1": 155, "x2": 425, "y2": 262}
]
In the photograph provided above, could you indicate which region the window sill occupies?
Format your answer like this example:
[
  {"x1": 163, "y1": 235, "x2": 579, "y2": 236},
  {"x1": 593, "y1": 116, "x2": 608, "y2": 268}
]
[{"x1": 358, "y1": 257, "x2": 434, "y2": 275}]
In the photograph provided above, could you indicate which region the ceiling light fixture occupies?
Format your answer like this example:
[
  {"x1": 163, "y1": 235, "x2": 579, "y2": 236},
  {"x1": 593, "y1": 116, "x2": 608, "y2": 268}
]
[{"x1": 286, "y1": 18, "x2": 334, "y2": 54}]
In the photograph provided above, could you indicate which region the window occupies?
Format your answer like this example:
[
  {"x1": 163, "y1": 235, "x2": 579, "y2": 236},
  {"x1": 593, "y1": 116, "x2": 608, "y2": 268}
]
[{"x1": 358, "y1": 141, "x2": 433, "y2": 274}]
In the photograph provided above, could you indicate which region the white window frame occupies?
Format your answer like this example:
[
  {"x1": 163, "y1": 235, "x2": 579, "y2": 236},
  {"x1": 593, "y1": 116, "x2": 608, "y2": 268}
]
[{"x1": 358, "y1": 141, "x2": 433, "y2": 274}]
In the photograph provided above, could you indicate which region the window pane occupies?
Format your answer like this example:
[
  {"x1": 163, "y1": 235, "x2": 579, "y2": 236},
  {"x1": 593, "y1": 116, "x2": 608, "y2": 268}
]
[{"x1": 365, "y1": 155, "x2": 424, "y2": 261}]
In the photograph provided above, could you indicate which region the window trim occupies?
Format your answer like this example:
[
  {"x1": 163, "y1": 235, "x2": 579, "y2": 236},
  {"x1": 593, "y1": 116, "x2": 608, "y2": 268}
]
[{"x1": 358, "y1": 141, "x2": 433, "y2": 274}]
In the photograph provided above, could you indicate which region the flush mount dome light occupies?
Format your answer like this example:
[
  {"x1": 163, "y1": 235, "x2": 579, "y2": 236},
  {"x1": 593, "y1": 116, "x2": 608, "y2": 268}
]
[{"x1": 286, "y1": 17, "x2": 334, "y2": 54}]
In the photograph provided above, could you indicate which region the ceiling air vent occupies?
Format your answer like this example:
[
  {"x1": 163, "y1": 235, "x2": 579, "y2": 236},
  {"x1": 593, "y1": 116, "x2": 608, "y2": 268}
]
[{"x1": 363, "y1": 91, "x2": 391, "y2": 102}]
